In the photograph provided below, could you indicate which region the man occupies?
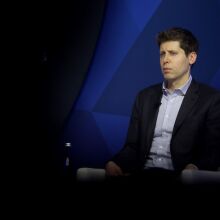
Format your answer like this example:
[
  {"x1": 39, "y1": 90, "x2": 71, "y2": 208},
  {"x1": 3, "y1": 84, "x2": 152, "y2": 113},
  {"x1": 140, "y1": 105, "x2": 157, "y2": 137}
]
[{"x1": 105, "y1": 27, "x2": 220, "y2": 178}]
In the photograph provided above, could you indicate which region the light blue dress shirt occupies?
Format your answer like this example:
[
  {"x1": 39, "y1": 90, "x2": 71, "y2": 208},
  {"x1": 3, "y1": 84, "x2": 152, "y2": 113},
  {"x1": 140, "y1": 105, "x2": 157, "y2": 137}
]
[{"x1": 144, "y1": 75, "x2": 192, "y2": 170}]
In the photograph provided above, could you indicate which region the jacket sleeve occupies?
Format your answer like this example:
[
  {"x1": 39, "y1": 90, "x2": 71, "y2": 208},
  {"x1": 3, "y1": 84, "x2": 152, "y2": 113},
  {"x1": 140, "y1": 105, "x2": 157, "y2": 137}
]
[
  {"x1": 112, "y1": 92, "x2": 142, "y2": 172},
  {"x1": 195, "y1": 92, "x2": 220, "y2": 170}
]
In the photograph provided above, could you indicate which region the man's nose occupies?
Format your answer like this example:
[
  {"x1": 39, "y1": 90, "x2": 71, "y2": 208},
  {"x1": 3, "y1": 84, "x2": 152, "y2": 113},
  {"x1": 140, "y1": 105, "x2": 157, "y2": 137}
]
[{"x1": 163, "y1": 54, "x2": 170, "y2": 63}]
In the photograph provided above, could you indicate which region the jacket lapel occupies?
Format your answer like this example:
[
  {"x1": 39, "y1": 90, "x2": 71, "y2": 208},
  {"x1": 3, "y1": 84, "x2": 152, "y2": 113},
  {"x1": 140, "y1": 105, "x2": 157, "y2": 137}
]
[
  {"x1": 172, "y1": 80, "x2": 199, "y2": 137},
  {"x1": 144, "y1": 86, "x2": 163, "y2": 149}
]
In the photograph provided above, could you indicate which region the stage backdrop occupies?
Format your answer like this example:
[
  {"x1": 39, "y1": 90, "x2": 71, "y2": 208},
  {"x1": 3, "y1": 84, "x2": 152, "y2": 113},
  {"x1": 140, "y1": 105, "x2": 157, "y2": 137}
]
[{"x1": 61, "y1": 0, "x2": 220, "y2": 172}]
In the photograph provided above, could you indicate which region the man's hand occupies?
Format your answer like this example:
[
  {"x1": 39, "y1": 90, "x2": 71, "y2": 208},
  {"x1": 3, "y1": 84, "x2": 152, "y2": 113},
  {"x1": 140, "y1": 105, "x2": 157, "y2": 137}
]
[
  {"x1": 184, "y1": 163, "x2": 199, "y2": 170},
  {"x1": 105, "y1": 161, "x2": 124, "y2": 176}
]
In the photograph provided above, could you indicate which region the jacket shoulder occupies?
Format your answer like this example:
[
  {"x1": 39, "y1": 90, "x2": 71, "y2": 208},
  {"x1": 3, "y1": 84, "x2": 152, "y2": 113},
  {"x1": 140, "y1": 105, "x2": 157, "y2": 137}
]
[
  {"x1": 138, "y1": 83, "x2": 162, "y2": 97},
  {"x1": 197, "y1": 82, "x2": 220, "y2": 94},
  {"x1": 193, "y1": 81, "x2": 220, "y2": 100}
]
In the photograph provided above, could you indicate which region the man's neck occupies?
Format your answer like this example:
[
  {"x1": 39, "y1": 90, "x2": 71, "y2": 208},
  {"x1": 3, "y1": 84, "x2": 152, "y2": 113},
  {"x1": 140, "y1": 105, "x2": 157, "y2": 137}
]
[{"x1": 166, "y1": 73, "x2": 190, "y2": 92}]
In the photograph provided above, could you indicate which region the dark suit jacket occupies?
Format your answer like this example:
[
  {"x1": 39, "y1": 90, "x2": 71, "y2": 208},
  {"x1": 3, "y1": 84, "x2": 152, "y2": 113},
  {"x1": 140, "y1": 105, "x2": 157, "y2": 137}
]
[{"x1": 113, "y1": 80, "x2": 220, "y2": 172}]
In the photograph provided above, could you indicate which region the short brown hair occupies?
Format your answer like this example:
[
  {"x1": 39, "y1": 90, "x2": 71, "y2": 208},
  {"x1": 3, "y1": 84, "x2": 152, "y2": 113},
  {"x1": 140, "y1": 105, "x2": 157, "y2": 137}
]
[{"x1": 157, "y1": 27, "x2": 199, "y2": 55}]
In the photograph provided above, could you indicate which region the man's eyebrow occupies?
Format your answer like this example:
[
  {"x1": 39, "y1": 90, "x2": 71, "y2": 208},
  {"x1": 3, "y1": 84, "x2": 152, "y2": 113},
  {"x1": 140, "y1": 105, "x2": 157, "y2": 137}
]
[{"x1": 160, "y1": 49, "x2": 178, "y2": 52}]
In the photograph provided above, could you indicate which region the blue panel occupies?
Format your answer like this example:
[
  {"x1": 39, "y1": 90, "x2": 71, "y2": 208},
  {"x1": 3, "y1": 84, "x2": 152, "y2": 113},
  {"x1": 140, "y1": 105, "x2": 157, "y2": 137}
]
[
  {"x1": 210, "y1": 68, "x2": 220, "y2": 90},
  {"x1": 126, "y1": 0, "x2": 162, "y2": 30},
  {"x1": 62, "y1": 110, "x2": 110, "y2": 169},
  {"x1": 92, "y1": 112, "x2": 129, "y2": 155},
  {"x1": 75, "y1": 1, "x2": 139, "y2": 111}
]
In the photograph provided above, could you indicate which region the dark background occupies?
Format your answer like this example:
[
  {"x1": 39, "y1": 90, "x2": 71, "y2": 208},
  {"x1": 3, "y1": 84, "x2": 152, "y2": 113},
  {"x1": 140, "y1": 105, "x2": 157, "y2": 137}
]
[{"x1": 6, "y1": 1, "x2": 106, "y2": 182}]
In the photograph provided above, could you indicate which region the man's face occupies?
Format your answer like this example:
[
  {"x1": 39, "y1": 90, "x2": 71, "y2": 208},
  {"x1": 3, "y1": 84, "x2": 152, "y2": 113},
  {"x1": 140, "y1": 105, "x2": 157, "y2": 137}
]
[{"x1": 160, "y1": 41, "x2": 197, "y2": 84}]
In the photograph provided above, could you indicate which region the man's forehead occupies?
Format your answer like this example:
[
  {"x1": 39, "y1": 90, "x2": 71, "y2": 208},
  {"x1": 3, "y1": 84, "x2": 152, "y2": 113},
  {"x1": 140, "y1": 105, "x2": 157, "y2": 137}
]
[{"x1": 160, "y1": 41, "x2": 181, "y2": 50}]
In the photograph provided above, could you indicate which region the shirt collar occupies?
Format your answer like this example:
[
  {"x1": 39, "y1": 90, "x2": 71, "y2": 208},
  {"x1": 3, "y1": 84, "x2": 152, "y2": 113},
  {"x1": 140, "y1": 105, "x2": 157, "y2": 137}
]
[{"x1": 162, "y1": 75, "x2": 192, "y2": 96}]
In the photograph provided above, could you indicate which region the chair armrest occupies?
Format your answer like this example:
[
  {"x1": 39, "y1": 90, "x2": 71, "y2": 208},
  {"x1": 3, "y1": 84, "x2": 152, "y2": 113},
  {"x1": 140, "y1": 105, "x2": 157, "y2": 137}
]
[
  {"x1": 76, "y1": 168, "x2": 106, "y2": 182},
  {"x1": 180, "y1": 170, "x2": 220, "y2": 185}
]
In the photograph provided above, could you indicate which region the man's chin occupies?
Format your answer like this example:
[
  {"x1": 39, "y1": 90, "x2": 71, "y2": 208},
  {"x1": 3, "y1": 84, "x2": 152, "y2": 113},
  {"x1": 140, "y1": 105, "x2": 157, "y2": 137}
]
[{"x1": 163, "y1": 75, "x2": 173, "y2": 80}]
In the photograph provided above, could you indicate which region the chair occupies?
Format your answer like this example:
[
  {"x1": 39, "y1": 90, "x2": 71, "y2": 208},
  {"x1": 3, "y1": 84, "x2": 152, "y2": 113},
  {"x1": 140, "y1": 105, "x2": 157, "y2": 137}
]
[
  {"x1": 180, "y1": 169, "x2": 220, "y2": 185},
  {"x1": 76, "y1": 167, "x2": 220, "y2": 185}
]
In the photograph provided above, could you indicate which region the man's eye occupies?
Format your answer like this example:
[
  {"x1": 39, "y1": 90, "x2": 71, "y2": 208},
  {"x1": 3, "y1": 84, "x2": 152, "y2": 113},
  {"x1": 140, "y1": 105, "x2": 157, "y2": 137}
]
[{"x1": 170, "y1": 52, "x2": 177, "y2": 55}]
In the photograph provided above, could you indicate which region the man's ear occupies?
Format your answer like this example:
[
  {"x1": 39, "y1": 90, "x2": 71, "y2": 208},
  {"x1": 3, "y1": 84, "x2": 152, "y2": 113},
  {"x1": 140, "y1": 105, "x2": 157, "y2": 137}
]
[{"x1": 188, "y1": 52, "x2": 197, "y2": 65}]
